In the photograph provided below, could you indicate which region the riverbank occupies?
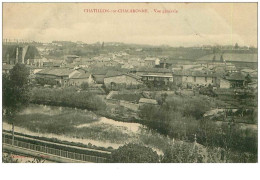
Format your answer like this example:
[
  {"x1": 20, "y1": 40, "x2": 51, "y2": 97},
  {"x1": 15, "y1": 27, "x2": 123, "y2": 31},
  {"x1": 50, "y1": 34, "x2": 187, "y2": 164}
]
[{"x1": 3, "y1": 104, "x2": 176, "y2": 155}]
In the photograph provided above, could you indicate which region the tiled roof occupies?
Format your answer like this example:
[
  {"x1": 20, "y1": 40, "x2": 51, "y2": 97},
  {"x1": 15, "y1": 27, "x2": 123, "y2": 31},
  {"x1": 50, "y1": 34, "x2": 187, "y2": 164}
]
[
  {"x1": 105, "y1": 71, "x2": 124, "y2": 77},
  {"x1": 135, "y1": 67, "x2": 172, "y2": 73},
  {"x1": 141, "y1": 74, "x2": 173, "y2": 78},
  {"x1": 36, "y1": 68, "x2": 76, "y2": 77},
  {"x1": 225, "y1": 72, "x2": 246, "y2": 81},
  {"x1": 93, "y1": 74, "x2": 105, "y2": 84},
  {"x1": 70, "y1": 72, "x2": 90, "y2": 79}
]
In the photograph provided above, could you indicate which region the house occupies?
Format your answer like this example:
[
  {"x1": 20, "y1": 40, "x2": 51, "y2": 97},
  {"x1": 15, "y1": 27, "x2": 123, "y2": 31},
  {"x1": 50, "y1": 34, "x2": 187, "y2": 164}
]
[
  {"x1": 127, "y1": 57, "x2": 144, "y2": 67},
  {"x1": 219, "y1": 78, "x2": 231, "y2": 89},
  {"x1": 159, "y1": 59, "x2": 174, "y2": 68},
  {"x1": 68, "y1": 71, "x2": 94, "y2": 86},
  {"x1": 93, "y1": 74, "x2": 106, "y2": 84},
  {"x1": 2, "y1": 64, "x2": 14, "y2": 74},
  {"x1": 225, "y1": 65, "x2": 237, "y2": 73},
  {"x1": 131, "y1": 67, "x2": 172, "y2": 76},
  {"x1": 122, "y1": 63, "x2": 134, "y2": 69},
  {"x1": 65, "y1": 55, "x2": 80, "y2": 63},
  {"x1": 104, "y1": 73, "x2": 143, "y2": 89},
  {"x1": 173, "y1": 71, "x2": 218, "y2": 87},
  {"x1": 225, "y1": 72, "x2": 247, "y2": 88},
  {"x1": 141, "y1": 73, "x2": 173, "y2": 86},
  {"x1": 35, "y1": 68, "x2": 79, "y2": 86},
  {"x1": 144, "y1": 57, "x2": 160, "y2": 67},
  {"x1": 52, "y1": 60, "x2": 66, "y2": 67},
  {"x1": 241, "y1": 68, "x2": 258, "y2": 82}
]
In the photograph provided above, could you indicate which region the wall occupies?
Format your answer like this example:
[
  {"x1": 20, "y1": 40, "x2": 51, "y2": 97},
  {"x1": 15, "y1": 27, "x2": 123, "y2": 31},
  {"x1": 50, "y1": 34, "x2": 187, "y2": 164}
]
[
  {"x1": 68, "y1": 78, "x2": 88, "y2": 86},
  {"x1": 220, "y1": 79, "x2": 231, "y2": 89},
  {"x1": 104, "y1": 75, "x2": 142, "y2": 87},
  {"x1": 178, "y1": 75, "x2": 217, "y2": 86}
]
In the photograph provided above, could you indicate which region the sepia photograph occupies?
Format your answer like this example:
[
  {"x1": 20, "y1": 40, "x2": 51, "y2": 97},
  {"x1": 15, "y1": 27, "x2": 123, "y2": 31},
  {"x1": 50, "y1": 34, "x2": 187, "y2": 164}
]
[{"x1": 1, "y1": 2, "x2": 258, "y2": 165}]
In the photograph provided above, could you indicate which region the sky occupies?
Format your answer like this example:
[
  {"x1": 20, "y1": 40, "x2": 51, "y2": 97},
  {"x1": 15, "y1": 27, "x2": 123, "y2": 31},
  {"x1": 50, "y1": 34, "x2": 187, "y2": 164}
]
[{"x1": 3, "y1": 3, "x2": 258, "y2": 47}]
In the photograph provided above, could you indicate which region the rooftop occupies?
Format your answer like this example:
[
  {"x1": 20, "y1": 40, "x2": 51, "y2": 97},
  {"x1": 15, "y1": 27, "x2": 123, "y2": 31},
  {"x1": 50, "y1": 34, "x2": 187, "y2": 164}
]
[
  {"x1": 225, "y1": 72, "x2": 246, "y2": 81},
  {"x1": 134, "y1": 67, "x2": 172, "y2": 73},
  {"x1": 36, "y1": 68, "x2": 76, "y2": 77},
  {"x1": 70, "y1": 72, "x2": 90, "y2": 79},
  {"x1": 141, "y1": 74, "x2": 173, "y2": 78}
]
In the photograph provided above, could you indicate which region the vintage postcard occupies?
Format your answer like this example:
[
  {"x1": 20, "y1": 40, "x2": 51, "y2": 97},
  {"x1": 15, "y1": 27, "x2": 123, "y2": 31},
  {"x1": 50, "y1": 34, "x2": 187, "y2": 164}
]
[{"x1": 2, "y1": 2, "x2": 258, "y2": 164}]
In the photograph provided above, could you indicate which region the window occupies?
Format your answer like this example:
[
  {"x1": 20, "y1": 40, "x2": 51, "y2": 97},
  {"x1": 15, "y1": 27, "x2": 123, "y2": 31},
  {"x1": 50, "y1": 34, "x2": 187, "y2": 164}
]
[
  {"x1": 142, "y1": 77, "x2": 147, "y2": 81},
  {"x1": 148, "y1": 76, "x2": 154, "y2": 80}
]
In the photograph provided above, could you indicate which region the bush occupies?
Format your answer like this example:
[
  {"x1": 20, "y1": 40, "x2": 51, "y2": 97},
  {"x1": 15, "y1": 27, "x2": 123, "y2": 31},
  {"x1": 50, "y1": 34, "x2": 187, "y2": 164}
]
[
  {"x1": 162, "y1": 143, "x2": 204, "y2": 163},
  {"x1": 30, "y1": 87, "x2": 106, "y2": 111},
  {"x1": 80, "y1": 82, "x2": 89, "y2": 90},
  {"x1": 111, "y1": 143, "x2": 159, "y2": 163},
  {"x1": 138, "y1": 95, "x2": 257, "y2": 160}
]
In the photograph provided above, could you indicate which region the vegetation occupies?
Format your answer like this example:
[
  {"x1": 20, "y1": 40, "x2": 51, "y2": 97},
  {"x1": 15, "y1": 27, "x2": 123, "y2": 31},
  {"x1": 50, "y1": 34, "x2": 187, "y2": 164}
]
[
  {"x1": 3, "y1": 106, "x2": 130, "y2": 144},
  {"x1": 138, "y1": 95, "x2": 257, "y2": 162},
  {"x1": 111, "y1": 143, "x2": 159, "y2": 163},
  {"x1": 2, "y1": 63, "x2": 30, "y2": 145},
  {"x1": 162, "y1": 143, "x2": 204, "y2": 163},
  {"x1": 30, "y1": 87, "x2": 106, "y2": 111},
  {"x1": 80, "y1": 82, "x2": 89, "y2": 90},
  {"x1": 2, "y1": 153, "x2": 19, "y2": 163},
  {"x1": 112, "y1": 92, "x2": 143, "y2": 102}
]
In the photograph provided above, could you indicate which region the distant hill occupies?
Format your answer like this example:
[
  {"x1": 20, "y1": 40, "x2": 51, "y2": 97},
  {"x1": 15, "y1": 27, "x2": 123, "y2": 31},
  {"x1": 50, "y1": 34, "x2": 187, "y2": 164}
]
[{"x1": 197, "y1": 53, "x2": 257, "y2": 62}]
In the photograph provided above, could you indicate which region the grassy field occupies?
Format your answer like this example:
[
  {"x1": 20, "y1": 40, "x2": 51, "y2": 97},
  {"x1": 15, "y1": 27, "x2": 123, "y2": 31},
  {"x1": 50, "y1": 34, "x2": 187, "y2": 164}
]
[
  {"x1": 2, "y1": 104, "x2": 185, "y2": 155},
  {"x1": 3, "y1": 105, "x2": 131, "y2": 144},
  {"x1": 112, "y1": 93, "x2": 143, "y2": 102}
]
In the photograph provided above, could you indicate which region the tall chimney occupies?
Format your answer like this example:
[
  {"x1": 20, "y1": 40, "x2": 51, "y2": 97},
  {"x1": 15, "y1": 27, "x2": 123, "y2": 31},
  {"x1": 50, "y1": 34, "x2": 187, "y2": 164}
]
[{"x1": 16, "y1": 47, "x2": 19, "y2": 64}]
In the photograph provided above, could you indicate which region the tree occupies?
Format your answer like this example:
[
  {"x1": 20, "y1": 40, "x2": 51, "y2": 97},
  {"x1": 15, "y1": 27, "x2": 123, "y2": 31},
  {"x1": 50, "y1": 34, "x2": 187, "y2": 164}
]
[
  {"x1": 235, "y1": 43, "x2": 239, "y2": 49},
  {"x1": 3, "y1": 63, "x2": 30, "y2": 145},
  {"x1": 162, "y1": 143, "x2": 204, "y2": 163},
  {"x1": 80, "y1": 82, "x2": 89, "y2": 90},
  {"x1": 111, "y1": 143, "x2": 159, "y2": 163},
  {"x1": 220, "y1": 54, "x2": 224, "y2": 62},
  {"x1": 212, "y1": 55, "x2": 216, "y2": 62}
]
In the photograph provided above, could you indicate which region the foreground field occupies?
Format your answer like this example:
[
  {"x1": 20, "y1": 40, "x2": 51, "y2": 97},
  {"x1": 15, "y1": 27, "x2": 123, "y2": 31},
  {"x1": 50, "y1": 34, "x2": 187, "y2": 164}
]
[
  {"x1": 3, "y1": 104, "x2": 176, "y2": 155},
  {"x1": 3, "y1": 101, "x2": 257, "y2": 162}
]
